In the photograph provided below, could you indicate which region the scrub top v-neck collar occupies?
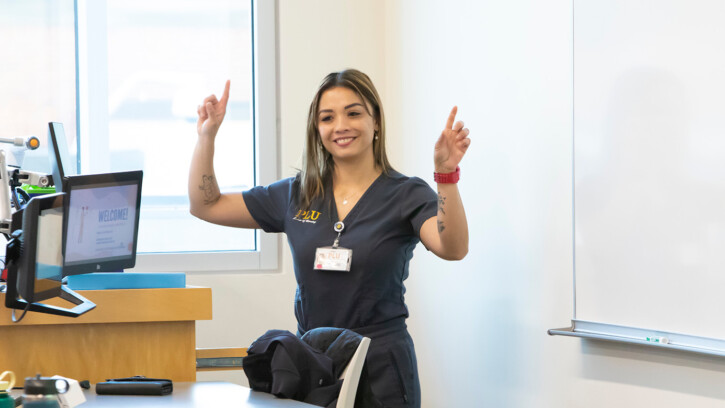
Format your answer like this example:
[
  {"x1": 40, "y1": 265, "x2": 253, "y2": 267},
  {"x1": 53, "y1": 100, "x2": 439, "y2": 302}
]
[{"x1": 330, "y1": 173, "x2": 384, "y2": 224}]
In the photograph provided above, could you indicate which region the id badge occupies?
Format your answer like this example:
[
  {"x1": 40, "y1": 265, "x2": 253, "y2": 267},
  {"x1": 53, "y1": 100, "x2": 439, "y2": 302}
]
[{"x1": 314, "y1": 246, "x2": 352, "y2": 272}]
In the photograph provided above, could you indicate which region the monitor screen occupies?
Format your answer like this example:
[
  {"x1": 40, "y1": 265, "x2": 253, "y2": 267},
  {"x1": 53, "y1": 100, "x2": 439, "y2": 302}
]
[
  {"x1": 47, "y1": 122, "x2": 77, "y2": 192},
  {"x1": 62, "y1": 170, "x2": 143, "y2": 276},
  {"x1": 17, "y1": 193, "x2": 65, "y2": 303}
]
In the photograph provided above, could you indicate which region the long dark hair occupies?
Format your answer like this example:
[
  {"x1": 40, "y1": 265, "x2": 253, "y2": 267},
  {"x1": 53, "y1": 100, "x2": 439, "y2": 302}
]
[{"x1": 298, "y1": 69, "x2": 391, "y2": 210}]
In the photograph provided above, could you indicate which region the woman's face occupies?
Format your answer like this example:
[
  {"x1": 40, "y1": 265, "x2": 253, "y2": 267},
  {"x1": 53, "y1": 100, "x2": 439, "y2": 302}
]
[{"x1": 317, "y1": 86, "x2": 378, "y2": 164}]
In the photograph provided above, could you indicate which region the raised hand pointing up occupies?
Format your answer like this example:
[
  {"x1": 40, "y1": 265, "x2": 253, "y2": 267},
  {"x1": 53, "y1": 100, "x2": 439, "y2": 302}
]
[
  {"x1": 197, "y1": 80, "x2": 231, "y2": 139},
  {"x1": 434, "y1": 106, "x2": 471, "y2": 173}
]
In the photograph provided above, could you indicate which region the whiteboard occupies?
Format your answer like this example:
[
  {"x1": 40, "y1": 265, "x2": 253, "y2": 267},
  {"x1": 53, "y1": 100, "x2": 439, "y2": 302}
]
[{"x1": 574, "y1": 0, "x2": 725, "y2": 340}]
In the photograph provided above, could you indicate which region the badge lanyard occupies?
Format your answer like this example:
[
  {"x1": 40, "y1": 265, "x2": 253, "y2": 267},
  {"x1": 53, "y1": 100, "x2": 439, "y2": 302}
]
[{"x1": 313, "y1": 221, "x2": 353, "y2": 272}]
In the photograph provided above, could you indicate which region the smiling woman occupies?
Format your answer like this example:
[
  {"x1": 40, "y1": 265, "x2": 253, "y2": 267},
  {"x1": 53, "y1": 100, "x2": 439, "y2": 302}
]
[
  {"x1": 316, "y1": 87, "x2": 380, "y2": 217},
  {"x1": 317, "y1": 88, "x2": 378, "y2": 160},
  {"x1": 189, "y1": 68, "x2": 471, "y2": 407},
  {"x1": 300, "y1": 70, "x2": 392, "y2": 212}
]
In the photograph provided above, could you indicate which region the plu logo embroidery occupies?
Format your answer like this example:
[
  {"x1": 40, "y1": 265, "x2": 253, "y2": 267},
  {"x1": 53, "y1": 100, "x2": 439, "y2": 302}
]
[{"x1": 293, "y1": 210, "x2": 321, "y2": 224}]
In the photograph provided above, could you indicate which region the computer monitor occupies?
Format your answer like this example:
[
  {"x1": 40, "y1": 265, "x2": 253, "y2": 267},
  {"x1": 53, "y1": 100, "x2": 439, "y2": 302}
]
[
  {"x1": 62, "y1": 170, "x2": 143, "y2": 276},
  {"x1": 47, "y1": 122, "x2": 77, "y2": 192},
  {"x1": 4, "y1": 193, "x2": 95, "y2": 317},
  {"x1": 15, "y1": 193, "x2": 64, "y2": 302},
  {"x1": 47, "y1": 123, "x2": 143, "y2": 275}
]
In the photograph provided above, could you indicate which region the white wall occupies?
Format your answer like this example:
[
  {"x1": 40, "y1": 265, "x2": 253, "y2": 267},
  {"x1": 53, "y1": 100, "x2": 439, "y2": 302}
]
[
  {"x1": 384, "y1": 1, "x2": 725, "y2": 407},
  {"x1": 383, "y1": 1, "x2": 577, "y2": 406},
  {"x1": 193, "y1": 1, "x2": 725, "y2": 406}
]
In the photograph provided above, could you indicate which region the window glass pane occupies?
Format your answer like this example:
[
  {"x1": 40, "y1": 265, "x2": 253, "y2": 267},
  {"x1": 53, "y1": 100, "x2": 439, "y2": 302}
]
[
  {"x1": 105, "y1": 0, "x2": 254, "y2": 253},
  {"x1": 0, "y1": 0, "x2": 76, "y2": 175}
]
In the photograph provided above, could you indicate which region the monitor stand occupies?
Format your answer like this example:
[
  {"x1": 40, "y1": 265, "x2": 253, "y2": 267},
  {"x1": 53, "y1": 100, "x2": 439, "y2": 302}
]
[{"x1": 4, "y1": 258, "x2": 95, "y2": 318}]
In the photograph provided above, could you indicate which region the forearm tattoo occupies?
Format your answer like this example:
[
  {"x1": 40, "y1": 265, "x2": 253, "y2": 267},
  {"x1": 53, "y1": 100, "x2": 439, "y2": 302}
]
[
  {"x1": 199, "y1": 175, "x2": 220, "y2": 205},
  {"x1": 438, "y1": 192, "x2": 446, "y2": 215},
  {"x1": 437, "y1": 192, "x2": 446, "y2": 232}
]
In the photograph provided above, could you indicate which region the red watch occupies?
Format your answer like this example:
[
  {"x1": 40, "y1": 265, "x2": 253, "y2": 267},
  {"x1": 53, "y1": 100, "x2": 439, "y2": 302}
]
[{"x1": 434, "y1": 166, "x2": 460, "y2": 184}]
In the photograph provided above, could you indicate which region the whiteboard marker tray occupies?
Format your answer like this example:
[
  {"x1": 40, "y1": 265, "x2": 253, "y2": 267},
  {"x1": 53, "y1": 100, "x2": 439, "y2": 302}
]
[{"x1": 549, "y1": 320, "x2": 725, "y2": 358}]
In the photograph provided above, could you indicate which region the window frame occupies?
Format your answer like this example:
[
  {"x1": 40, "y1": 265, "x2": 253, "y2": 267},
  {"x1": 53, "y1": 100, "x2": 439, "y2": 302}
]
[{"x1": 75, "y1": 0, "x2": 279, "y2": 272}]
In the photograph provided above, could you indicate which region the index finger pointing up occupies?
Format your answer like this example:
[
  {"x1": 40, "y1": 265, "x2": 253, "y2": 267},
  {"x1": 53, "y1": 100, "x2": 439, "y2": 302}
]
[
  {"x1": 445, "y1": 106, "x2": 458, "y2": 130},
  {"x1": 220, "y1": 80, "x2": 231, "y2": 105}
]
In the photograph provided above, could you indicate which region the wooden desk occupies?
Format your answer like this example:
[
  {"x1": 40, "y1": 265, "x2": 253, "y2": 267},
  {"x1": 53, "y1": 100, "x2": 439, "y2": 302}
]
[
  {"x1": 0, "y1": 286, "x2": 212, "y2": 386},
  {"x1": 10, "y1": 382, "x2": 316, "y2": 407}
]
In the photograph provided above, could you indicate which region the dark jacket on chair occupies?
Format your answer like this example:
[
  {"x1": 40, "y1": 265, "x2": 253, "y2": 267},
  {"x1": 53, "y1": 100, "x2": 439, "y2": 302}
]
[{"x1": 243, "y1": 328, "x2": 380, "y2": 408}]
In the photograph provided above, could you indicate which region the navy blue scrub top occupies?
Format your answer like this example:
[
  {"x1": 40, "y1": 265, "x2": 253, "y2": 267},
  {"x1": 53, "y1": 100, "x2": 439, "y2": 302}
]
[{"x1": 243, "y1": 170, "x2": 438, "y2": 334}]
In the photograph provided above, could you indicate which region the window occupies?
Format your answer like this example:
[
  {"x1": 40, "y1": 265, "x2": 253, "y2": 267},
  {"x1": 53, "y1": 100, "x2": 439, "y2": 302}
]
[
  {"x1": 3, "y1": 0, "x2": 278, "y2": 271},
  {"x1": 103, "y1": 0, "x2": 255, "y2": 255},
  {"x1": 0, "y1": 0, "x2": 76, "y2": 171}
]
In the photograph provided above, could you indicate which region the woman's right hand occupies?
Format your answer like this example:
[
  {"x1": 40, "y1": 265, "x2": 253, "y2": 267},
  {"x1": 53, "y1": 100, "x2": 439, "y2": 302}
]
[{"x1": 197, "y1": 80, "x2": 230, "y2": 139}]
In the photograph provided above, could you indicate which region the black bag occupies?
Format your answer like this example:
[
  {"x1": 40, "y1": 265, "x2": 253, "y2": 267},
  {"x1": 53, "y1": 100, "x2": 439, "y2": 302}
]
[{"x1": 95, "y1": 376, "x2": 173, "y2": 396}]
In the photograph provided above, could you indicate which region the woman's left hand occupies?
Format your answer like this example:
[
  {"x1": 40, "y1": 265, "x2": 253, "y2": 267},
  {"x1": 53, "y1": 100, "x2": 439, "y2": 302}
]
[{"x1": 434, "y1": 106, "x2": 471, "y2": 173}]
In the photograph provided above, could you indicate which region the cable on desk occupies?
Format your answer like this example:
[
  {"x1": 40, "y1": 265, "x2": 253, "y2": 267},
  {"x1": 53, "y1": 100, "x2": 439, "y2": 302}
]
[{"x1": 11, "y1": 301, "x2": 31, "y2": 323}]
